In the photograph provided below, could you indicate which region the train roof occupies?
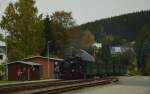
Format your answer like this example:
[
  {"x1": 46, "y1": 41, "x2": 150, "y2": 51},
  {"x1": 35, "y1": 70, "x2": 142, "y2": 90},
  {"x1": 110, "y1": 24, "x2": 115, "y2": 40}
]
[{"x1": 80, "y1": 50, "x2": 95, "y2": 62}]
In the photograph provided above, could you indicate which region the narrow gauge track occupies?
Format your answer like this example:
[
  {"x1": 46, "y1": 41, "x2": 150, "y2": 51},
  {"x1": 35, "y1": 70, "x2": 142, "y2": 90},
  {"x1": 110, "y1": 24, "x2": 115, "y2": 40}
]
[
  {"x1": 0, "y1": 79, "x2": 93, "y2": 94},
  {"x1": 0, "y1": 77, "x2": 118, "y2": 94},
  {"x1": 31, "y1": 79, "x2": 113, "y2": 94},
  {"x1": 0, "y1": 80, "x2": 63, "y2": 94}
]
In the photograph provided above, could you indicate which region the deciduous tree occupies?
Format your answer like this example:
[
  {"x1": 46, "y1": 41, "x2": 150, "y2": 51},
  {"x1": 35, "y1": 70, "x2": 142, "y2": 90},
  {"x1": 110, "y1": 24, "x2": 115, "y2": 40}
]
[
  {"x1": 81, "y1": 31, "x2": 95, "y2": 49},
  {"x1": 0, "y1": 0, "x2": 44, "y2": 61}
]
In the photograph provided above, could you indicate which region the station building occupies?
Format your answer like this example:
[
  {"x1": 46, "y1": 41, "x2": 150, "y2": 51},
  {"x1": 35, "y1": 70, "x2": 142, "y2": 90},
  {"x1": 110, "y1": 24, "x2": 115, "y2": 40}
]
[{"x1": 6, "y1": 56, "x2": 64, "y2": 80}]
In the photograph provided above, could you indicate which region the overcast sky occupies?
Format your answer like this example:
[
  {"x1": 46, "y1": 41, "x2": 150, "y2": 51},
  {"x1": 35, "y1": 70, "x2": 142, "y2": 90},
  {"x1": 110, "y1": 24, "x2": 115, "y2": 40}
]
[{"x1": 0, "y1": 0, "x2": 150, "y2": 25}]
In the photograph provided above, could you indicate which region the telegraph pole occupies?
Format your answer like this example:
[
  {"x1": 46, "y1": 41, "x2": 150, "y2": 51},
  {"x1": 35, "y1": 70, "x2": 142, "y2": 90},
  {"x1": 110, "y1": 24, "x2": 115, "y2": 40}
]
[{"x1": 47, "y1": 41, "x2": 51, "y2": 78}]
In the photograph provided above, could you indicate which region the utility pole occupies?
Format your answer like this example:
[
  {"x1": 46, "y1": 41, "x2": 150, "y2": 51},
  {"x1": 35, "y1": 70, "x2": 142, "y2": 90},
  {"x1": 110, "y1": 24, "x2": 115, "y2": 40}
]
[{"x1": 47, "y1": 41, "x2": 51, "y2": 78}]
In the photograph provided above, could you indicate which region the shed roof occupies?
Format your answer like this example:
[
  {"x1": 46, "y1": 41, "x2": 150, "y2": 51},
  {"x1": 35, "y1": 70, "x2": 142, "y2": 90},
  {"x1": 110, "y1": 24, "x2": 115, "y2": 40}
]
[
  {"x1": 23, "y1": 56, "x2": 64, "y2": 61},
  {"x1": 7, "y1": 61, "x2": 42, "y2": 66}
]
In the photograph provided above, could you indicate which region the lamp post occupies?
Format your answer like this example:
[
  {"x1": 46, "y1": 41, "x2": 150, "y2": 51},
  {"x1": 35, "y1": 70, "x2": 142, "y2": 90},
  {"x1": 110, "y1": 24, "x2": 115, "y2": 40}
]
[
  {"x1": 5, "y1": 30, "x2": 8, "y2": 80},
  {"x1": 47, "y1": 41, "x2": 51, "y2": 78}
]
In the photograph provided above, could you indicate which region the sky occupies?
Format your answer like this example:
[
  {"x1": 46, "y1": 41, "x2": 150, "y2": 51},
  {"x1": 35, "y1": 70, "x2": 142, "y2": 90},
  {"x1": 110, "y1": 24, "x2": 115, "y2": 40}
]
[{"x1": 0, "y1": 0, "x2": 150, "y2": 25}]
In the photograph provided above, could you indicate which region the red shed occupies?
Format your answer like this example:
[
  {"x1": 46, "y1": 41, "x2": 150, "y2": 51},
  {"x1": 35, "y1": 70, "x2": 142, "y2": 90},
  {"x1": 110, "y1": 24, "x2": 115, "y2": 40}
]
[
  {"x1": 7, "y1": 61, "x2": 42, "y2": 81},
  {"x1": 23, "y1": 56, "x2": 64, "y2": 79}
]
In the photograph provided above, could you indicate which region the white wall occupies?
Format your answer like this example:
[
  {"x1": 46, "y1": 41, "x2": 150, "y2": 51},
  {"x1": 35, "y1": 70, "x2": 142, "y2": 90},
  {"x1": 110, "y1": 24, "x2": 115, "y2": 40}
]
[{"x1": 0, "y1": 53, "x2": 6, "y2": 65}]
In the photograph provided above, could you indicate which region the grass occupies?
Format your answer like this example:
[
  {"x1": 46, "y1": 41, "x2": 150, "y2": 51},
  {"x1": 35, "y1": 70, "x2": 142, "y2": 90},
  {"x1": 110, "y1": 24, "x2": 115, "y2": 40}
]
[{"x1": 0, "y1": 80, "x2": 18, "y2": 84}]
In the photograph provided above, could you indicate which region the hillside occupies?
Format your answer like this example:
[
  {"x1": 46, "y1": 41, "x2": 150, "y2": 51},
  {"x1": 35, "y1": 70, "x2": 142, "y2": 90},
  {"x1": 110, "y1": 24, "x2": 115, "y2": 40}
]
[{"x1": 80, "y1": 10, "x2": 150, "y2": 42}]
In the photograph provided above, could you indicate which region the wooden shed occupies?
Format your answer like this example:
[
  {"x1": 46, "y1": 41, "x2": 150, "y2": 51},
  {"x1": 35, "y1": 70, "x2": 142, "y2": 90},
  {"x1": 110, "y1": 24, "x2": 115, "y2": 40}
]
[
  {"x1": 23, "y1": 56, "x2": 64, "y2": 79},
  {"x1": 7, "y1": 61, "x2": 42, "y2": 81}
]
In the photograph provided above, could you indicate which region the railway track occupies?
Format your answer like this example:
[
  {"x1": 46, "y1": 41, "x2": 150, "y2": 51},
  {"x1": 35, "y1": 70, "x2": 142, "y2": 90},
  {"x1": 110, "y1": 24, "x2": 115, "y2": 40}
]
[
  {"x1": 0, "y1": 79, "x2": 94, "y2": 94},
  {"x1": 0, "y1": 77, "x2": 118, "y2": 94},
  {"x1": 30, "y1": 79, "x2": 112, "y2": 94}
]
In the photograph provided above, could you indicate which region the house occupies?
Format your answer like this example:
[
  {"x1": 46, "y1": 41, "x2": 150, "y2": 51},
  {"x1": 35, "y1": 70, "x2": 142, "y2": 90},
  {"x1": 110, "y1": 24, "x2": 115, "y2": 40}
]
[
  {"x1": 23, "y1": 56, "x2": 64, "y2": 79},
  {"x1": 109, "y1": 46, "x2": 133, "y2": 57},
  {"x1": 6, "y1": 61, "x2": 42, "y2": 81},
  {"x1": 0, "y1": 41, "x2": 6, "y2": 65},
  {"x1": 91, "y1": 42, "x2": 102, "y2": 56},
  {"x1": 110, "y1": 47, "x2": 122, "y2": 57},
  {"x1": 92, "y1": 42, "x2": 102, "y2": 49},
  {"x1": 0, "y1": 41, "x2": 6, "y2": 80}
]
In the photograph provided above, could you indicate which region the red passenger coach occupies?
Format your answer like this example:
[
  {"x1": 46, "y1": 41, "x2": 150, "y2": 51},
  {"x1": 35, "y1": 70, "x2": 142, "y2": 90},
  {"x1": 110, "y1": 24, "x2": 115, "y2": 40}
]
[{"x1": 7, "y1": 61, "x2": 42, "y2": 81}]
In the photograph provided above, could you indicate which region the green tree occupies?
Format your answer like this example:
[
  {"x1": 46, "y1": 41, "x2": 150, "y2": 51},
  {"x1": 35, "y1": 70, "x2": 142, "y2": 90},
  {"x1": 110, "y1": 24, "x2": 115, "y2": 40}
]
[
  {"x1": 144, "y1": 54, "x2": 150, "y2": 75},
  {"x1": 50, "y1": 11, "x2": 75, "y2": 29},
  {"x1": 41, "y1": 15, "x2": 57, "y2": 56},
  {"x1": 0, "y1": 0, "x2": 44, "y2": 61},
  {"x1": 64, "y1": 27, "x2": 82, "y2": 57},
  {"x1": 95, "y1": 48, "x2": 104, "y2": 64},
  {"x1": 42, "y1": 11, "x2": 75, "y2": 57},
  {"x1": 121, "y1": 49, "x2": 137, "y2": 75},
  {"x1": 80, "y1": 10, "x2": 150, "y2": 41},
  {"x1": 136, "y1": 25, "x2": 150, "y2": 74}
]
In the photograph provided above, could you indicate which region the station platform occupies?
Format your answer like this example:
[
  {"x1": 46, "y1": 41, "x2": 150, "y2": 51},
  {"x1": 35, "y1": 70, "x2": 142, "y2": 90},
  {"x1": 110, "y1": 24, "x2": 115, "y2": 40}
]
[{"x1": 0, "y1": 79, "x2": 60, "y2": 86}]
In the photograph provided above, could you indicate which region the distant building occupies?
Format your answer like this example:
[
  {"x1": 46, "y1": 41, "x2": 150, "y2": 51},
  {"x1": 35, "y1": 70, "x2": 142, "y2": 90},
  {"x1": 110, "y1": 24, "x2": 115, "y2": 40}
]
[
  {"x1": 92, "y1": 42, "x2": 102, "y2": 49},
  {"x1": 109, "y1": 46, "x2": 133, "y2": 57},
  {"x1": 92, "y1": 42, "x2": 102, "y2": 56},
  {"x1": 0, "y1": 41, "x2": 6, "y2": 65},
  {"x1": 110, "y1": 47, "x2": 122, "y2": 57}
]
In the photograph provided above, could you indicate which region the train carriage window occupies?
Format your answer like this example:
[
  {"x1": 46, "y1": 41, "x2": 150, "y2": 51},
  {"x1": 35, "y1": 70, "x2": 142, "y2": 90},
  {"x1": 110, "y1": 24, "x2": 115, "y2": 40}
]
[{"x1": 0, "y1": 55, "x2": 3, "y2": 60}]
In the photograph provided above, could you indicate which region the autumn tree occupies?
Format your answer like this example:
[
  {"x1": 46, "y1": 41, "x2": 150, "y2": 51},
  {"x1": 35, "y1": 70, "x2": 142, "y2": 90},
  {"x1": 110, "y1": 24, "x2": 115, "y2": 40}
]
[
  {"x1": 102, "y1": 35, "x2": 114, "y2": 45},
  {"x1": 0, "y1": 0, "x2": 44, "y2": 61},
  {"x1": 81, "y1": 31, "x2": 95, "y2": 49}
]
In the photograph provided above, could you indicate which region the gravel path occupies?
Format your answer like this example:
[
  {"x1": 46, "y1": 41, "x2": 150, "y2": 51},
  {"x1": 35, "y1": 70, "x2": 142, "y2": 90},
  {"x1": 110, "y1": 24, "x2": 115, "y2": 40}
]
[{"x1": 63, "y1": 76, "x2": 150, "y2": 94}]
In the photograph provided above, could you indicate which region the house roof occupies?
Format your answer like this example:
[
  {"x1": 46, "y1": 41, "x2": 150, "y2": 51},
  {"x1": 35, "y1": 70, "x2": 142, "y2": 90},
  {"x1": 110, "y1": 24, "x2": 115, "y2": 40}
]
[
  {"x1": 7, "y1": 61, "x2": 42, "y2": 66},
  {"x1": 110, "y1": 46, "x2": 133, "y2": 55},
  {"x1": 110, "y1": 47, "x2": 122, "y2": 54},
  {"x1": 0, "y1": 48, "x2": 5, "y2": 54},
  {"x1": 22, "y1": 56, "x2": 64, "y2": 61}
]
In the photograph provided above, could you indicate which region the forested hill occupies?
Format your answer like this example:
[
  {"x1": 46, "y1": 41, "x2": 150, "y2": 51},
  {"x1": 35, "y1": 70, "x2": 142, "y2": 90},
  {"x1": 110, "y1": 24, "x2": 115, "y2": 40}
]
[{"x1": 80, "y1": 10, "x2": 150, "y2": 42}]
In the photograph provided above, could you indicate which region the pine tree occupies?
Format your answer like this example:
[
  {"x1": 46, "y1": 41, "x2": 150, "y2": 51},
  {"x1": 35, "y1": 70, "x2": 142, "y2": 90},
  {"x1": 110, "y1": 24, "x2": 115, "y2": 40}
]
[{"x1": 136, "y1": 25, "x2": 150, "y2": 74}]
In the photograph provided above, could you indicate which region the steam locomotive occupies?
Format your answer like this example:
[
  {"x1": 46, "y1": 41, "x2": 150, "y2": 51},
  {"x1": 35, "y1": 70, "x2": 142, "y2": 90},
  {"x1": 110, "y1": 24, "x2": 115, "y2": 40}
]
[{"x1": 59, "y1": 56, "x2": 127, "y2": 79}]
